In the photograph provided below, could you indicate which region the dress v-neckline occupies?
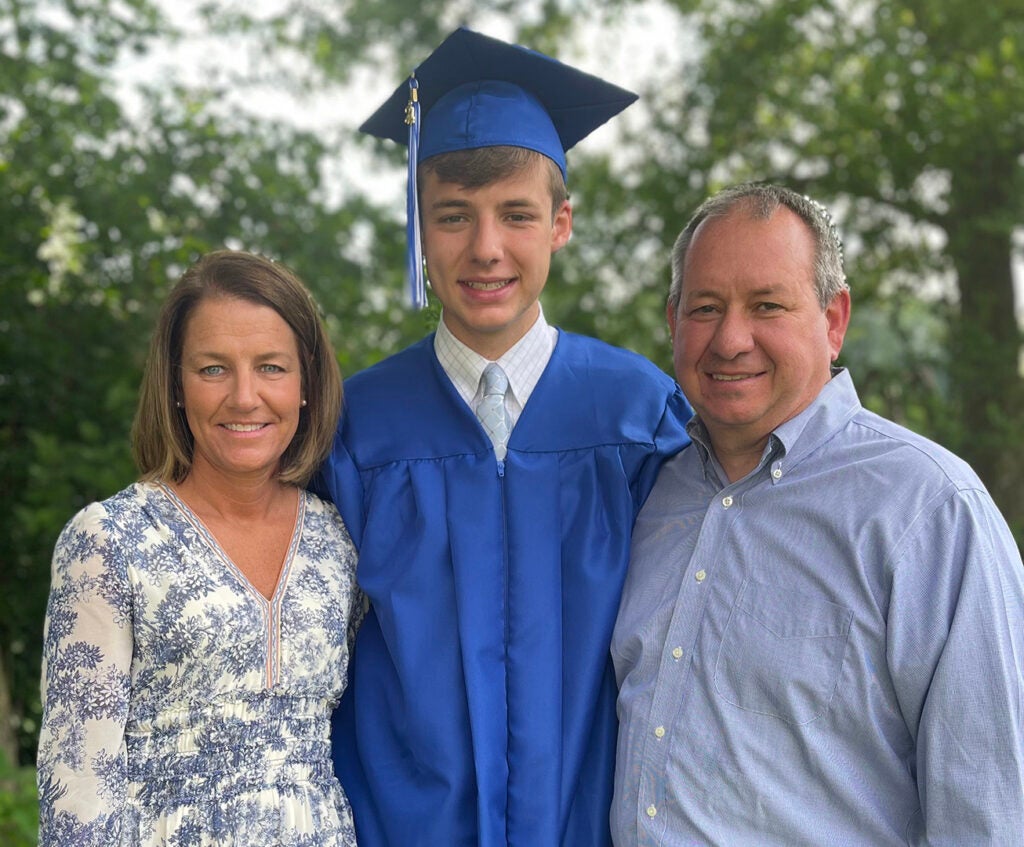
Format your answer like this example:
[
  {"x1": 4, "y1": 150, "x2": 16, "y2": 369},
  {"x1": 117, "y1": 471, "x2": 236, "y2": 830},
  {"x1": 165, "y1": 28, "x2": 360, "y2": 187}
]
[{"x1": 157, "y1": 481, "x2": 305, "y2": 605}]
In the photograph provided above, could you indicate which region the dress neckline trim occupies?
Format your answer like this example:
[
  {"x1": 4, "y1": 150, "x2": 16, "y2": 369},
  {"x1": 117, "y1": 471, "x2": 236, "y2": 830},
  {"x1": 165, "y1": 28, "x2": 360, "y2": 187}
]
[{"x1": 155, "y1": 481, "x2": 306, "y2": 608}]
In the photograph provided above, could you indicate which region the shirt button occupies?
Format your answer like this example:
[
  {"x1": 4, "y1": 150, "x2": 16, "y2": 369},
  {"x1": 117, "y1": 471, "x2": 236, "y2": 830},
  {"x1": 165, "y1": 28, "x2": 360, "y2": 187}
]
[
  {"x1": 654, "y1": 725, "x2": 666, "y2": 738},
  {"x1": 695, "y1": 569, "x2": 706, "y2": 583},
  {"x1": 672, "y1": 646, "x2": 683, "y2": 660},
  {"x1": 772, "y1": 467, "x2": 782, "y2": 479},
  {"x1": 646, "y1": 804, "x2": 657, "y2": 818},
  {"x1": 722, "y1": 495, "x2": 733, "y2": 508}
]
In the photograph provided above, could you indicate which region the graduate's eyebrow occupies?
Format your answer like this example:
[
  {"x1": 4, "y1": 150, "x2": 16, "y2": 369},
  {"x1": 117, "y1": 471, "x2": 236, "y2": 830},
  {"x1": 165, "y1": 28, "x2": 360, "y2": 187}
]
[
  {"x1": 428, "y1": 198, "x2": 470, "y2": 211},
  {"x1": 499, "y1": 197, "x2": 542, "y2": 210},
  {"x1": 428, "y1": 196, "x2": 542, "y2": 212}
]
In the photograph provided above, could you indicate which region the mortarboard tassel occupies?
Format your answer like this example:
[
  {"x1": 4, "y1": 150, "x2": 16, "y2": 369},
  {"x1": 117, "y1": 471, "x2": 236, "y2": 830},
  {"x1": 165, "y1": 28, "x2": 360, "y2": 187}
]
[{"x1": 404, "y1": 75, "x2": 426, "y2": 309}]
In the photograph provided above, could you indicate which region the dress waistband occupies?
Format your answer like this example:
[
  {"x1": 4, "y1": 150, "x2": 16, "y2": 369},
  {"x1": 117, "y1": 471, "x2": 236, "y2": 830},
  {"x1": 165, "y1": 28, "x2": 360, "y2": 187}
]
[{"x1": 124, "y1": 694, "x2": 334, "y2": 781}]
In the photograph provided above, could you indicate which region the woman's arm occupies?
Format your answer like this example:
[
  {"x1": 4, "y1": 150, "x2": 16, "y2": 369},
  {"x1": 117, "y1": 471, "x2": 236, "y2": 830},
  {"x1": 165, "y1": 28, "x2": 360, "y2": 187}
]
[{"x1": 37, "y1": 501, "x2": 134, "y2": 846}]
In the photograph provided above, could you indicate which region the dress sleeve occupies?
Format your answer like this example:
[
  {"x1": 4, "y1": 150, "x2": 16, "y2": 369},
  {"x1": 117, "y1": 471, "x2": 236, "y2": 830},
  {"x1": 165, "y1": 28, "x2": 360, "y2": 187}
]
[
  {"x1": 347, "y1": 586, "x2": 369, "y2": 657},
  {"x1": 37, "y1": 502, "x2": 134, "y2": 846},
  {"x1": 887, "y1": 487, "x2": 1024, "y2": 841}
]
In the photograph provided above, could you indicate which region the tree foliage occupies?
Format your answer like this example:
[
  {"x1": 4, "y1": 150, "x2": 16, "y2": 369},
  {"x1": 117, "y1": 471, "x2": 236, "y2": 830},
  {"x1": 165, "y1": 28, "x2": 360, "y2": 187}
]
[
  {"x1": 268, "y1": 2, "x2": 1023, "y2": 533},
  {"x1": 617, "y1": 0, "x2": 1024, "y2": 526},
  {"x1": 1, "y1": 0, "x2": 1020, "y2": 796},
  {"x1": 0, "y1": 0, "x2": 422, "y2": 769}
]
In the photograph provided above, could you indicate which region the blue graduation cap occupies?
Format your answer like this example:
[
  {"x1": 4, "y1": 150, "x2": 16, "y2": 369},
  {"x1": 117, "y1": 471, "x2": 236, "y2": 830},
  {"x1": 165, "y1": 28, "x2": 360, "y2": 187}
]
[{"x1": 360, "y1": 27, "x2": 639, "y2": 308}]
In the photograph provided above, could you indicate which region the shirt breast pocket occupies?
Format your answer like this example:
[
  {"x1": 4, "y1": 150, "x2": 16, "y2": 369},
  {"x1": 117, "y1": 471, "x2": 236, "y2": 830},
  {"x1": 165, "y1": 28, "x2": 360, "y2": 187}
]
[{"x1": 714, "y1": 577, "x2": 853, "y2": 725}]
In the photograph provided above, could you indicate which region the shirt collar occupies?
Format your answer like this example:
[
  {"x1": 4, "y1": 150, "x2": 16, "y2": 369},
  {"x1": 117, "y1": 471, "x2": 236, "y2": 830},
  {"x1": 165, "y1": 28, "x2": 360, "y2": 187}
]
[
  {"x1": 686, "y1": 368, "x2": 862, "y2": 482},
  {"x1": 433, "y1": 305, "x2": 557, "y2": 411}
]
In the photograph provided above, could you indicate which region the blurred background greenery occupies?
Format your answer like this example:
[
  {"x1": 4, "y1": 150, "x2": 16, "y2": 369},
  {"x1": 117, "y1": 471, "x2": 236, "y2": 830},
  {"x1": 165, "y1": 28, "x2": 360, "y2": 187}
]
[{"x1": 2, "y1": 0, "x2": 1022, "y2": 839}]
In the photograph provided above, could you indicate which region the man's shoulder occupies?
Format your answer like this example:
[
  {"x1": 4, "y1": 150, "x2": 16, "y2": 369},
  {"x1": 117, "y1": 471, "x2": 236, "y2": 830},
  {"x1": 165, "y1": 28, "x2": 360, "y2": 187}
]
[{"x1": 847, "y1": 406, "x2": 985, "y2": 493}]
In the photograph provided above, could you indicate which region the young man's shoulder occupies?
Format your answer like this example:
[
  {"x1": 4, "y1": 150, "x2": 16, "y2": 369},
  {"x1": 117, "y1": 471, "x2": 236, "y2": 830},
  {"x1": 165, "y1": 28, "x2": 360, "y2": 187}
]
[
  {"x1": 345, "y1": 331, "x2": 676, "y2": 397},
  {"x1": 552, "y1": 329, "x2": 677, "y2": 385},
  {"x1": 344, "y1": 336, "x2": 437, "y2": 400}
]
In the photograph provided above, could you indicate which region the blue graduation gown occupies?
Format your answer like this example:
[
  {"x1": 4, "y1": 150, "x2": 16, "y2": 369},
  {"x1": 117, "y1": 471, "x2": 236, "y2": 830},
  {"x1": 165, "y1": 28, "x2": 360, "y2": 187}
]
[{"x1": 319, "y1": 331, "x2": 691, "y2": 846}]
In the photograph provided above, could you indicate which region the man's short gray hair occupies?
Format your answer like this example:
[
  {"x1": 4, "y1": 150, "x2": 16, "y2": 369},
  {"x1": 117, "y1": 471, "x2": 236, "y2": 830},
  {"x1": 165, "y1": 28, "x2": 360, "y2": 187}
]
[{"x1": 668, "y1": 183, "x2": 848, "y2": 313}]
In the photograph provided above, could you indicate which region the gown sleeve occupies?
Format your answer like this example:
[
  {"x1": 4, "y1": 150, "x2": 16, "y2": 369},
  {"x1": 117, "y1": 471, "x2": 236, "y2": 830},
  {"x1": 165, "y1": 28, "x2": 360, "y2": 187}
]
[
  {"x1": 632, "y1": 385, "x2": 693, "y2": 514},
  {"x1": 37, "y1": 502, "x2": 134, "y2": 846},
  {"x1": 315, "y1": 425, "x2": 367, "y2": 551}
]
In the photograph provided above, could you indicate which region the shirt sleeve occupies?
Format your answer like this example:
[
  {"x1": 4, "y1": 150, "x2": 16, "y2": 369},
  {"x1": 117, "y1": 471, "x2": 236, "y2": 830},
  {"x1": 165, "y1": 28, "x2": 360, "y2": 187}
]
[
  {"x1": 887, "y1": 486, "x2": 1024, "y2": 842},
  {"x1": 37, "y1": 503, "x2": 134, "y2": 846}
]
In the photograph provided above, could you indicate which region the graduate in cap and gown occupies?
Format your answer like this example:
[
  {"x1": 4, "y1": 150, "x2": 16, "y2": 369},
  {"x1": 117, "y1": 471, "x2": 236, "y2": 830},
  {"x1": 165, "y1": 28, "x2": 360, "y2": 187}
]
[{"x1": 316, "y1": 27, "x2": 692, "y2": 846}]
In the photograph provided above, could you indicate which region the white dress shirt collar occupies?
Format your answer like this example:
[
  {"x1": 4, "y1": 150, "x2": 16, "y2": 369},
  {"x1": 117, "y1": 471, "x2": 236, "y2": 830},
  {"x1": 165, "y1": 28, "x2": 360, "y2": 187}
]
[{"x1": 434, "y1": 305, "x2": 558, "y2": 426}]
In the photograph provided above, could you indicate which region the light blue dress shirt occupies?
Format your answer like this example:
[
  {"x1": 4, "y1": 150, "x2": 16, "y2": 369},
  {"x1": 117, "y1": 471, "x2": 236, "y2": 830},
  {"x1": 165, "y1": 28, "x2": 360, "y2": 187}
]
[{"x1": 611, "y1": 369, "x2": 1024, "y2": 846}]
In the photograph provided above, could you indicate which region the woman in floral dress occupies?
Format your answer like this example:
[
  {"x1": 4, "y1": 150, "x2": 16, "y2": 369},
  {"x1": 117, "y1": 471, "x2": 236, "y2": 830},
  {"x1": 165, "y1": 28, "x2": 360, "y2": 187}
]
[{"x1": 37, "y1": 250, "x2": 362, "y2": 846}]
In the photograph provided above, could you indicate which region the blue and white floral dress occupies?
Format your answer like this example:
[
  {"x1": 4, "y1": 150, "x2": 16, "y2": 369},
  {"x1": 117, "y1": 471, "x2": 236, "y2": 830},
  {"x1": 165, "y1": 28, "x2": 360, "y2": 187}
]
[{"x1": 37, "y1": 481, "x2": 363, "y2": 846}]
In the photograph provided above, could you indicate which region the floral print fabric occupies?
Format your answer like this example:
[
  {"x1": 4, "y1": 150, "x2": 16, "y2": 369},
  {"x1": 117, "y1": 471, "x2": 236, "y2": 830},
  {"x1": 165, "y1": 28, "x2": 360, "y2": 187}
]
[{"x1": 37, "y1": 481, "x2": 362, "y2": 846}]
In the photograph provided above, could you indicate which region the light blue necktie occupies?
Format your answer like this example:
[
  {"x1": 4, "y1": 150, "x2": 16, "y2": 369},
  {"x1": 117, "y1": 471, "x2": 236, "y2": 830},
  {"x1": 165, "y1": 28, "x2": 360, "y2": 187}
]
[{"x1": 476, "y1": 363, "x2": 512, "y2": 460}]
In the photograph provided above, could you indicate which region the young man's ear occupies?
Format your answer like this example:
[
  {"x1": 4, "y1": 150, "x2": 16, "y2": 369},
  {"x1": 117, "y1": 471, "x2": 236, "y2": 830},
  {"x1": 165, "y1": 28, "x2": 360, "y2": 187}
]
[{"x1": 551, "y1": 201, "x2": 573, "y2": 253}]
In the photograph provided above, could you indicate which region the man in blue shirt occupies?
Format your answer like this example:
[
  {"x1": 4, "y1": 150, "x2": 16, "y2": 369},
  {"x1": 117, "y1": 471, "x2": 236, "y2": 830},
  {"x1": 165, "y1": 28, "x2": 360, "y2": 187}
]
[
  {"x1": 611, "y1": 182, "x2": 1024, "y2": 845},
  {"x1": 317, "y1": 28, "x2": 691, "y2": 846}
]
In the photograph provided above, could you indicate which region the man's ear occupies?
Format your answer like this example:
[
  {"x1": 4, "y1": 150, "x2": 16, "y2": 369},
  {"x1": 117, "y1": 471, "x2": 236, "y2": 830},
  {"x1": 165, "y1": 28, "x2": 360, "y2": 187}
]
[
  {"x1": 826, "y1": 289, "x2": 851, "y2": 362},
  {"x1": 551, "y1": 201, "x2": 573, "y2": 254}
]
